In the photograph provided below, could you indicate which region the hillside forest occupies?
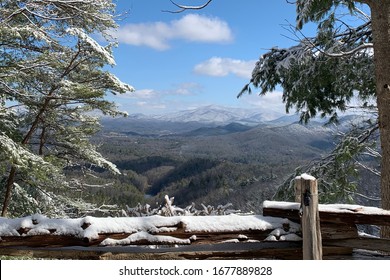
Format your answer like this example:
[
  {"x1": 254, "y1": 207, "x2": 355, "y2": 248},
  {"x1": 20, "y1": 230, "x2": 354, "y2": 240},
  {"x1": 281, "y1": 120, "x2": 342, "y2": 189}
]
[{"x1": 58, "y1": 115, "x2": 380, "y2": 217}]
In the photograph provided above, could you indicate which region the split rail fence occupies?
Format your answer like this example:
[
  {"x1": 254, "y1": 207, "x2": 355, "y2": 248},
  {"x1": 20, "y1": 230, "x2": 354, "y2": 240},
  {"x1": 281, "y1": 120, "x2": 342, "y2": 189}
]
[{"x1": 0, "y1": 175, "x2": 390, "y2": 260}]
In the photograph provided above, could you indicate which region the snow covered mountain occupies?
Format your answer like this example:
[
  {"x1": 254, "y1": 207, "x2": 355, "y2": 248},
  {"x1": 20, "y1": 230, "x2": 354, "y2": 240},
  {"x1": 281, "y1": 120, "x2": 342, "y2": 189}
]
[
  {"x1": 149, "y1": 105, "x2": 286, "y2": 125},
  {"x1": 101, "y1": 105, "x2": 342, "y2": 136}
]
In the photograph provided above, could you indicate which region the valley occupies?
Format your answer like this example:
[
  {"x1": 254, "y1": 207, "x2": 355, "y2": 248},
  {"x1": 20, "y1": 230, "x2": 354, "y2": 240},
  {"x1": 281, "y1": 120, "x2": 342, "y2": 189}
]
[{"x1": 67, "y1": 106, "x2": 339, "y2": 214}]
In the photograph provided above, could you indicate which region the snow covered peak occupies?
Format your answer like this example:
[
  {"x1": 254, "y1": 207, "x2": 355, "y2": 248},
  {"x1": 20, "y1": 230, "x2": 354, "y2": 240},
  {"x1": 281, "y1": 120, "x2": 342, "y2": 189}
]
[{"x1": 152, "y1": 105, "x2": 284, "y2": 125}]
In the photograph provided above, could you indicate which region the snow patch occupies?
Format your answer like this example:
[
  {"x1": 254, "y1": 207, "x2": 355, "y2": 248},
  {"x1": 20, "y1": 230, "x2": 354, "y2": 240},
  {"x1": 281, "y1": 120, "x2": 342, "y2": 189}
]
[
  {"x1": 220, "y1": 239, "x2": 240, "y2": 243},
  {"x1": 100, "y1": 231, "x2": 191, "y2": 246},
  {"x1": 264, "y1": 235, "x2": 278, "y2": 241},
  {"x1": 279, "y1": 233, "x2": 302, "y2": 241},
  {"x1": 238, "y1": 234, "x2": 248, "y2": 240}
]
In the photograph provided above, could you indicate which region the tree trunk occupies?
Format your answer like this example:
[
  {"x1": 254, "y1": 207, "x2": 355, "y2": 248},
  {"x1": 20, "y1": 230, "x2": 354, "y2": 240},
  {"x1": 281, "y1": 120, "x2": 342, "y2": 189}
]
[
  {"x1": 369, "y1": 0, "x2": 390, "y2": 238},
  {"x1": 1, "y1": 97, "x2": 52, "y2": 217},
  {"x1": 1, "y1": 166, "x2": 17, "y2": 217},
  {"x1": 1, "y1": 48, "x2": 79, "y2": 217}
]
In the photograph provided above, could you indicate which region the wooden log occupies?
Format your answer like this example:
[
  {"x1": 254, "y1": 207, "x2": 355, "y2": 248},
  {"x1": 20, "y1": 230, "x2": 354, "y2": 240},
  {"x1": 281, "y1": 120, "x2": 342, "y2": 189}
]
[
  {"x1": 1, "y1": 213, "x2": 301, "y2": 248},
  {"x1": 0, "y1": 229, "x2": 278, "y2": 248},
  {"x1": 0, "y1": 234, "x2": 89, "y2": 247},
  {"x1": 263, "y1": 201, "x2": 390, "y2": 226},
  {"x1": 317, "y1": 211, "x2": 390, "y2": 226},
  {"x1": 0, "y1": 241, "x2": 304, "y2": 260},
  {"x1": 320, "y1": 223, "x2": 358, "y2": 240},
  {"x1": 156, "y1": 229, "x2": 274, "y2": 244},
  {"x1": 323, "y1": 237, "x2": 390, "y2": 253},
  {"x1": 296, "y1": 175, "x2": 322, "y2": 260},
  {"x1": 263, "y1": 205, "x2": 301, "y2": 223},
  {"x1": 1, "y1": 241, "x2": 375, "y2": 260}
]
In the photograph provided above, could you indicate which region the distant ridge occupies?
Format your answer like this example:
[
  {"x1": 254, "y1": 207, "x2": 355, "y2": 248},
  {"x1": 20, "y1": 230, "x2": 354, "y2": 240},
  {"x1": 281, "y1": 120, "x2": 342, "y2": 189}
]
[
  {"x1": 117, "y1": 105, "x2": 288, "y2": 125},
  {"x1": 101, "y1": 105, "x2": 361, "y2": 138}
]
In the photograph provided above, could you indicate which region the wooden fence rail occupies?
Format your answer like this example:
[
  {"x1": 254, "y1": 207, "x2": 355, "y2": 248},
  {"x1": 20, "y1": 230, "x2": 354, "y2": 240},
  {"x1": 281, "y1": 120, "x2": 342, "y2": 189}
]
[
  {"x1": 1, "y1": 175, "x2": 390, "y2": 260},
  {"x1": 263, "y1": 175, "x2": 390, "y2": 258}
]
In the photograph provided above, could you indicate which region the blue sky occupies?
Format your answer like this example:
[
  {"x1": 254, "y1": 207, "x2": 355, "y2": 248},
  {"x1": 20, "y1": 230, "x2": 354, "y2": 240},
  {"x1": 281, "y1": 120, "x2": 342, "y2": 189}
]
[{"x1": 107, "y1": 0, "x2": 315, "y2": 117}]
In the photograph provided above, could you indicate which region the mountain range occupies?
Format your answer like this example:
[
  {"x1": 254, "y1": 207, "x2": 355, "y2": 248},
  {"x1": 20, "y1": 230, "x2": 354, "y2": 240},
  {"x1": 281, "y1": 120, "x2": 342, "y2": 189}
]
[
  {"x1": 101, "y1": 105, "x2": 307, "y2": 137},
  {"x1": 90, "y1": 105, "x2": 381, "y2": 213},
  {"x1": 123, "y1": 105, "x2": 298, "y2": 125}
]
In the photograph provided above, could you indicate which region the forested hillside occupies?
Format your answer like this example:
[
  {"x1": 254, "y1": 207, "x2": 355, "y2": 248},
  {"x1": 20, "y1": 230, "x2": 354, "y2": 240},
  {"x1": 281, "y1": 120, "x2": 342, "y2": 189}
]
[{"x1": 61, "y1": 116, "x2": 339, "y2": 214}]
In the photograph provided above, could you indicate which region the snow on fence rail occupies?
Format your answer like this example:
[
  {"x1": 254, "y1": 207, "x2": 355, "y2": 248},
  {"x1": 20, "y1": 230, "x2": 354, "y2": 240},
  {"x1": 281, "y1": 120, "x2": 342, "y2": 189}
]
[
  {"x1": 263, "y1": 200, "x2": 390, "y2": 226},
  {"x1": 1, "y1": 176, "x2": 390, "y2": 259},
  {"x1": 0, "y1": 213, "x2": 301, "y2": 247}
]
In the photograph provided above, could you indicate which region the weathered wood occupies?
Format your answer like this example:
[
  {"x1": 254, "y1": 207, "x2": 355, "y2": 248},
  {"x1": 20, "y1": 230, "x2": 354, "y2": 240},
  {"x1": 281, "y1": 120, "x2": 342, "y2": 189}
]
[
  {"x1": 263, "y1": 207, "x2": 301, "y2": 223},
  {"x1": 0, "y1": 235, "x2": 90, "y2": 247},
  {"x1": 295, "y1": 177, "x2": 302, "y2": 203},
  {"x1": 156, "y1": 229, "x2": 274, "y2": 244},
  {"x1": 297, "y1": 175, "x2": 322, "y2": 260},
  {"x1": 0, "y1": 229, "x2": 277, "y2": 248},
  {"x1": 1, "y1": 241, "x2": 377, "y2": 260},
  {"x1": 0, "y1": 242, "x2": 304, "y2": 260},
  {"x1": 1, "y1": 234, "x2": 388, "y2": 260},
  {"x1": 323, "y1": 237, "x2": 390, "y2": 253},
  {"x1": 320, "y1": 223, "x2": 358, "y2": 240},
  {"x1": 263, "y1": 202, "x2": 390, "y2": 226},
  {"x1": 318, "y1": 211, "x2": 390, "y2": 226}
]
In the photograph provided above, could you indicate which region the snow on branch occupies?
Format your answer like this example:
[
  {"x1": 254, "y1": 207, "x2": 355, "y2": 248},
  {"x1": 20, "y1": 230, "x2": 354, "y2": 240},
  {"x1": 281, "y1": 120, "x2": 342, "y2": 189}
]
[
  {"x1": 66, "y1": 27, "x2": 116, "y2": 65},
  {"x1": 308, "y1": 41, "x2": 373, "y2": 58},
  {"x1": 0, "y1": 133, "x2": 54, "y2": 170},
  {"x1": 125, "y1": 195, "x2": 244, "y2": 217}
]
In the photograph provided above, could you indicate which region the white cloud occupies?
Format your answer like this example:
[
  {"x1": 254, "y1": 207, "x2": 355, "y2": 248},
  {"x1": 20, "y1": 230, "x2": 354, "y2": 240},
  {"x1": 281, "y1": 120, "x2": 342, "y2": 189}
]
[
  {"x1": 112, "y1": 14, "x2": 233, "y2": 50},
  {"x1": 122, "y1": 89, "x2": 159, "y2": 99},
  {"x1": 172, "y1": 14, "x2": 233, "y2": 43},
  {"x1": 120, "y1": 83, "x2": 202, "y2": 100},
  {"x1": 168, "y1": 82, "x2": 203, "y2": 96},
  {"x1": 116, "y1": 83, "x2": 205, "y2": 113},
  {"x1": 136, "y1": 101, "x2": 167, "y2": 110},
  {"x1": 194, "y1": 57, "x2": 257, "y2": 79}
]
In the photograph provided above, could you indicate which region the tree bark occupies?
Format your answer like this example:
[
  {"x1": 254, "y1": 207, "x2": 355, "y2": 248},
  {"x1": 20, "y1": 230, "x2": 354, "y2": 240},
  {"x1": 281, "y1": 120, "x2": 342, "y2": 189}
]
[
  {"x1": 1, "y1": 93, "x2": 55, "y2": 217},
  {"x1": 1, "y1": 166, "x2": 17, "y2": 217},
  {"x1": 369, "y1": 0, "x2": 390, "y2": 238}
]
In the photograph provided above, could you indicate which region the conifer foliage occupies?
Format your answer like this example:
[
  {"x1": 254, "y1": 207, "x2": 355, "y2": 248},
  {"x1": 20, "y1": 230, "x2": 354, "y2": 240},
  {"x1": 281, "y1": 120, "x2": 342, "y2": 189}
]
[
  {"x1": 237, "y1": 0, "x2": 390, "y2": 237},
  {"x1": 0, "y1": 0, "x2": 134, "y2": 217}
]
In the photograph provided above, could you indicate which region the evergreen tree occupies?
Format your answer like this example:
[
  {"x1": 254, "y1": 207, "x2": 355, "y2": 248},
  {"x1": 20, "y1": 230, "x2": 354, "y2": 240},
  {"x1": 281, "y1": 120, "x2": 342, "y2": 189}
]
[
  {"x1": 238, "y1": 0, "x2": 390, "y2": 237},
  {"x1": 0, "y1": 0, "x2": 134, "y2": 217},
  {"x1": 169, "y1": 0, "x2": 390, "y2": 237},
  {"x1": 273, "y1": 117, "x2": 380, "y2": 204}
]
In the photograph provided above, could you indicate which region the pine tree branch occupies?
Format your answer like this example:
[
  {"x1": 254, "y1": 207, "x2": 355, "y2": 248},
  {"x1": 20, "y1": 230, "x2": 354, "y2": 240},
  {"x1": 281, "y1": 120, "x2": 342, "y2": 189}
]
[{"x1": 311, "y1": 42, "x2": 373, "y2": 58}]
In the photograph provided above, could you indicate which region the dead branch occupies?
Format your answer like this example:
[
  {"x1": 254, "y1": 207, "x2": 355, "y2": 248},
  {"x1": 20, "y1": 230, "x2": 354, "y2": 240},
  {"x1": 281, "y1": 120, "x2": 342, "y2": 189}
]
[{"x1": 163, "y1": 0, "x2": 213, "y2": 13}]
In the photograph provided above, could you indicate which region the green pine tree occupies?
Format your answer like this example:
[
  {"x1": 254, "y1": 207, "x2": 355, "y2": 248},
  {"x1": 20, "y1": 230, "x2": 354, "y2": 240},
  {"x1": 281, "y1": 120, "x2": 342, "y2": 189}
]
[{"x1": 0, "y1": 0, "x2": 134, "y2": 217}]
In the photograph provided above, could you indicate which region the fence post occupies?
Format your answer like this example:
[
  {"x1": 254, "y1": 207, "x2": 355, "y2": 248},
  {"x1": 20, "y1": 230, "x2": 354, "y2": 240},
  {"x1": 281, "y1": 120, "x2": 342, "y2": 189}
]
[{"x1": 295, "y1": 174, "x2": 322, "y2": 260}]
